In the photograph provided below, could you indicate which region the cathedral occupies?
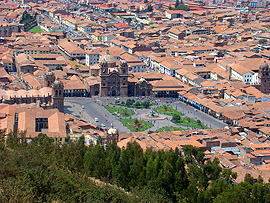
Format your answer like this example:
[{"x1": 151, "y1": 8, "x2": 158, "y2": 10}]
[
  {"x1": 0, "y1": 72, "x2": 64, "y2": 112},
  {"x1": 99, "y1": 50, "x2": 129, "y2": 97},
  {"x1": 85, "y1": 50, "x2": 152, "y2": 97}
]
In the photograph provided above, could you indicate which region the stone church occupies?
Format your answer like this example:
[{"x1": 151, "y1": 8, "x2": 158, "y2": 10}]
[
  {"x1": 99, "y1": 50, "x2": 129, "y2": 97},
  {"x1": 0, "y1": 72, "x2": 64, "y2": 112},
  {"x1": 85, "y1": 50, "x2": 152, "y2": 97},
  {"x1": 259, "y1": 61, "x2": 270, "y2": 94}
]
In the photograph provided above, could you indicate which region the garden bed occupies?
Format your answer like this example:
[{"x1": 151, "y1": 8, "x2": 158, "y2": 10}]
[
  {"x1": 119, "y1": 119, "x2": 154, "y2": 132},
  {"x1": 154, "y1": 106, "x2": 184, "y2": 116},
  {"x1": 104, "y1": 106, "x2": 134, "y2": 117},
  {"x1": 172, "y1": 117, "x2": 209, "y2": 129}
]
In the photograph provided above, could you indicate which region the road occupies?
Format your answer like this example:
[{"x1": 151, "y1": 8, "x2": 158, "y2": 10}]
[
  {"x1": 64, "y1": 97, "x2": 226, "y2": 133},
  {"x1": 65, "y1": 98, "x2": 130, "y2": 132}
]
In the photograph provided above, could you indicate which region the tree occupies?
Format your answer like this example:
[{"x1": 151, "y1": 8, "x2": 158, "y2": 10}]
[
  {"x1": 175, "y1": 4, "x2": 190, "y2": 11},
  {"x1": 6, "y1": 131, "x2": 18, "y2": 149},
  {"x1": 121, "y1": 109, "x2": 126, "y2": 116},
  {"x1": 259, "y1": 39, "x2": 267, "y2": 45},
  {"x1": 126, "y1": 99, "x2": 133, "y2": 107},
  {"x1": 84, "y1": 143, "x2": 106, "y2": 178},
  {"x1": 172, "y1": 114, "x2": 181, "y2": 122},
  {"x1": 244, "y1": 173, "x2": 255, "y2": 184},
  {"x1": 203, "y1": 158, "x2": 222, "y2": 181},
  {"x1": 144, "y1": 0, "x2": 148, "y2": 3},
  {"x1": 135, "y1": 101, "x2": 141, "y2": 108},
  {"x1": 134, "y1": 119, "x2": 140, "y2": 126},
  {"x1": 183, "y1": 145, "x2": 205, "y2": 165},
  {"x1": 175, "y1": 0, "x2": 180, "y2": 8},
  {"x1": 136, "y1": 7, "x2": 140, "y2": 13},
  {"x1": 55, "y1": 65, "x2": 63, "y2": 71},
  {"x1": 142, "y1": 101, "x2": 150, "y2": 108},
  {"x1": 221, "y1": 169, "x2": 237, "y2": 184}
]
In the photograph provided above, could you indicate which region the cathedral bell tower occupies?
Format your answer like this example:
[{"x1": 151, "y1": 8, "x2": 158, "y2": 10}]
[
  {"x1": 44, "y1": 71, "x2": 56, "y2": 87},
  {"x1": 259, "y1": 61, "x2": 270, "y2": 94},
  {"x1": 52, "y1": 79, "x2": 64, "y2": 112},
  {"x1": 120, "y1": 59, "x2": 128, "y2": 74}
]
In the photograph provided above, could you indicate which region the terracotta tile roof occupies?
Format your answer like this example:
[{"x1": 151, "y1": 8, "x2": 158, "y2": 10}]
[
  {"x1": 61, "y1": 79, "x2": 87, "y2": 90},
  {"x1": 0, "y1": 104, "x2": 66, "y2": 138},
  {"x1": 22, "y1": 73, "x2": 42, "y2": 89}
]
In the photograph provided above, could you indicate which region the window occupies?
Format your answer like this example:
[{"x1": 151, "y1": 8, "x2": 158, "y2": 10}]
[{"x1": 35, "y1": 118, "x2": 48, "y2": 132}]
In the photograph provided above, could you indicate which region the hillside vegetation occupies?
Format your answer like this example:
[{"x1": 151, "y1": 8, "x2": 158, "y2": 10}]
[{"x1": 1, "y1": 131, "x2": 270, "y2": 202}]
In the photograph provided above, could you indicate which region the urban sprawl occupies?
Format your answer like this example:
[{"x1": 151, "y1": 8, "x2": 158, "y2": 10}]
[{"x1": 1, "y1": 0, "x2": 270, "y2": 184}]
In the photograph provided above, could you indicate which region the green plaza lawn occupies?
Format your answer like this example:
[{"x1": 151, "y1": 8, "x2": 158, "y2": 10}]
[
  {"x1": 119, "y1": 119, "x2": 154, "y2": 132},
  {"x1": 114, "y1": 103, "x2": 152, "y2": 109},
  {"x1": 155, "y1": 126, "x2": 188, "y2": 133},
  {"x1": 104, "y1": 105, "x2": 134, "y2": 117},
  {"x1": 28, "y1": 26, "x2": 45, "y2": 34},
  {"x1": 154, "y1": 105, "x2": 184, "y2": 116},
  {"x1": 173, "y1": 117, "x2": 209, "y2": 129}
]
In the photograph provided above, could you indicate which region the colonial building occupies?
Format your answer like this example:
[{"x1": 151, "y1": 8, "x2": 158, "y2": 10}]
[
  {"x1": 0, "y1": 104, "x2": 66, "y2": 140},
  {"x1": 84, "y1": 50, "x2": 152, "y2": 97},
  {"x1": 99, "y1": 50, "x2": 129, "y2": 97},
  {"x1": 128, "y1": 76, "x2": 152, "y2": 97},
  {"x1": 0, "y1": 23, "x2": 24, "y2": 37},
  {"x1": 0, "y1": 72, "x2": 64, "y2": 112}
]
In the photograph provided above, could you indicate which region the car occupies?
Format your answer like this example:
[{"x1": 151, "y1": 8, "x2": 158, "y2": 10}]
[
  {"x1": 101, "y1": 124, "x2": 106, "y2": 127},
  {"x1": 95, "y1": 117, "x2": 99, "y2": 122}
]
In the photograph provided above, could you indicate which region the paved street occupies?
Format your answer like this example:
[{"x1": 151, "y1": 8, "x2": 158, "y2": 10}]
[
  {"x1": 65, "y1": 98, "x2": 130, "y2": 132},
  {"x1": 64, "y1": 97, "x2": 226, "y2": 133}
]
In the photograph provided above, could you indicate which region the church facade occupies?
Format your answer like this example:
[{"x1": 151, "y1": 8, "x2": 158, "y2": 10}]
[
  {"x1": 99, "y1": 51, "x2": 129, "y2": 97},
  {"x1": 85, "y1": 50, "x2": 152, "y2": 97}
]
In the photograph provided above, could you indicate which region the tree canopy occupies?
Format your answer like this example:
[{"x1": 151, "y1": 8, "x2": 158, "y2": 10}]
[{"x1": 1, "y1": 132, "x2": 270, "y2": 202}]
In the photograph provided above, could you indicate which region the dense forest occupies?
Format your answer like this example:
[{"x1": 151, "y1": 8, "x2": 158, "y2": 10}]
[{"x1": 1, "y1": 131, "x2": 270, "y2": 202}]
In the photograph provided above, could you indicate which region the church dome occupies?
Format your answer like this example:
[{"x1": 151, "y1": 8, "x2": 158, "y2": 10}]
[
  {"x1": 47, "y1": 71, "x2": 54, "y2": 76},
  {"x1": 120, "y1": 59, "x2": 128, "y2": 66},
  {"x1": 45, "y1": 71, "x2": 55, "y2": 78},
  {"x1": 99, "y1": 49, "x2": 116, "y2": 64},
  {"x1": 108, "y1": 127, "x2": 118, "y2": 135},
  {"x1": 139, "y1": 76, "x2": 146, "y2": 83},
  {"x1": 260, "y1": 61, "x2": 269, "y2": 71}
]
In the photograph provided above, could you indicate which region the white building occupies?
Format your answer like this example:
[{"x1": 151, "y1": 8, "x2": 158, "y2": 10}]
[
  {"x1": 242, "y1": 71, "x2": 259, "y2": 85},
  {"x1": 86, "y1": 50, "x2": 101, "y2": 66}
]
